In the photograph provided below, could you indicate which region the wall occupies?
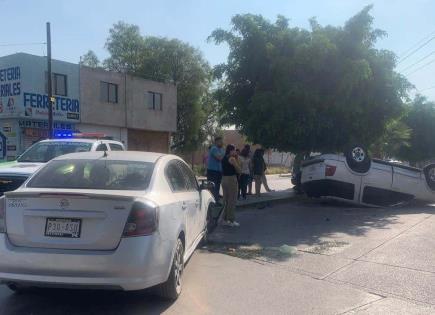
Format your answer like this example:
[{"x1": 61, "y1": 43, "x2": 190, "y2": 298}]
[
  {"x1": 127, "y1": 129, "x2": 169, "y2": 153},
  {"x1": 80, "y1": 66, "x2": 126, "y2": 127},
  {"x1": 80, "y1": 67, "x2": 177, "y2": 133},
  {"x1": 126, "y1": 74, "x2": 177, "y2": 132},
  {"x1": 77, "y1": 123, "x2": 128, "y2": 147}
]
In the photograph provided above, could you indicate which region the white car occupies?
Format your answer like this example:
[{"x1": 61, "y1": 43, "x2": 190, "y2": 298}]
[
  {"x1": 0, "y1": 136, "x2": 125, "y2": 196},
  {"x1": 0, "y1": 151, "x2": 215, "y2": 300},
  {"x1": 301, "y1": 146, "x2": 435, "y2": 207}
]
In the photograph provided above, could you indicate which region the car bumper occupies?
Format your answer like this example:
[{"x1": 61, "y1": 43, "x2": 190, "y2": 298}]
[{"x1": 0, "y1": 233, "x2": 173, "y2": 291}]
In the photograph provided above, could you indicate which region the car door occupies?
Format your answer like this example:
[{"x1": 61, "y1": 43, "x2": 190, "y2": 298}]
[
  {"x1": 165, "y1": 161, "x2": 198, "y2": 250},
  {"x1": 177, "y1": 161, "x2": 203, "y2": 240},
  {"x1": 359, "y1": 161, "x2": 394, "y2": 206},
  {"x1": 175, "y1": 161, "x2": 201, "y2": 248}
]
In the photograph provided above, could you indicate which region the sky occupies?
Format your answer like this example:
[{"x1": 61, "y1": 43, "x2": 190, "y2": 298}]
[{"x1": 1, "y1": 0, "x2": 435, "y2": 100}]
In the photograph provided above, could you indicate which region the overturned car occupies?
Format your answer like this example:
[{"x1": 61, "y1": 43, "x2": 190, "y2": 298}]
[{"x1": 301, "y1": 146, "x2": 435, "y2": 206}]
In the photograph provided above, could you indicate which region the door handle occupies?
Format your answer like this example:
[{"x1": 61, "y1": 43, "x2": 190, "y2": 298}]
[{"x1": 181, "y1": 202, "x2": 187, "y2": 210}]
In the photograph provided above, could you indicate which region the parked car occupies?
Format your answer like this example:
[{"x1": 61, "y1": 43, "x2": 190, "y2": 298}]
[
  {"x1": 0, "y1": 151, "x2": 215, "y2": 299},
  {"x1": 301, "y1": 145, "x2": 435, "y2": 206},
  {"x1": 0, "y1": 135, "x2": 125, "y2": 196}
]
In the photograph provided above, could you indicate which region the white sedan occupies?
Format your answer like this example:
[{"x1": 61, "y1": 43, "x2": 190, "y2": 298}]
[
  {"x1": 301, "y1": 146, "x2": 435, "y2": 207},
  {"x1": 0, "y1": 151, "x2": 215, "y2": 300}
]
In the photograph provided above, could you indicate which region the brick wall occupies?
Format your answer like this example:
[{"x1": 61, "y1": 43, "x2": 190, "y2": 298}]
[{"x1": 127, "y1": 129, "x2": 169, "y2": 153}]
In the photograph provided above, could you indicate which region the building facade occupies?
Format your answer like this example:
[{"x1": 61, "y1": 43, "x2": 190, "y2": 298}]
[{"x1": 0, "y1": 53, "x2": 177, "y2": 160}]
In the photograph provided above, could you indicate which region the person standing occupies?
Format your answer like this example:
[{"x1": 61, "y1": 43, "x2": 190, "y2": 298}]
[
  {"x1": 244, "y1": 144, "x2": 253, "y2": 195},
  {"x1": 207, "y1": 137, "x2": 225, "y2": 203},
  {"x1": 221, "y1": 144, "x2": 241, "y2": 227},
  {"x1": 238, "y1": 146, "x2": 251, "y2": 200},
  {"x1": 253, "y1": 148, "x2": 273, "y2": 196}
]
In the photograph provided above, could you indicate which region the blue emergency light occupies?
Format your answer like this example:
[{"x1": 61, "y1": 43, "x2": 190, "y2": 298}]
[{"x1": 54, "y1": 131, "x2": 73, "y2": 138}]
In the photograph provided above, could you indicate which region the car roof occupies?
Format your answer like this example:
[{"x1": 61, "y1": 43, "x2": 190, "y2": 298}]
[
  {"x1": 38, "y1": 138, "x2": 123, "y2": 144},
  {"x1": 53, "y1": 151, "x2": 169, "y2": 163}
]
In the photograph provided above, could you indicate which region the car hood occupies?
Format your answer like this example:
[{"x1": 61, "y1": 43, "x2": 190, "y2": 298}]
[{"x1": 0, "y1": 161, "x2": 45, "y2": 176}]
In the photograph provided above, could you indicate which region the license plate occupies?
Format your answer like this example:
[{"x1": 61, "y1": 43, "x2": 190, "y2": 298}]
[{"x1": 45, "y1": 218, "x2": 81, "y2": 238}]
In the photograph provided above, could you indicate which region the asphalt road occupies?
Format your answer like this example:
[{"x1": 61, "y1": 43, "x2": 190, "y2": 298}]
[{"x1": 2, "y1": 198, "x2": 435, "y2": 314}]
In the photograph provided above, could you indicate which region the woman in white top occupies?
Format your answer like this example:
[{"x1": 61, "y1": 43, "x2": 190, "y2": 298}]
[{"x1": 238, "y1": 146, "x2": 251, "y2": 200}]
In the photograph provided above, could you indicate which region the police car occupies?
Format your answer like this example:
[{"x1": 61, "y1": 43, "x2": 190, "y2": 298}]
[
  {"x1": 301, "y1": 145, "x2": 435, "y2": 206},
  {"x1": 0, "y1": 133, "x2": 125, "y2": 195}
]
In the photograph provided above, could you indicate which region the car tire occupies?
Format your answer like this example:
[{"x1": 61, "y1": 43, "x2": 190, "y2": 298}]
[
  {"x1": 158, "y1": 238, "x2": 184, "y2": 300},
  {"x1": 345, "y1": 145, "x2": 371, "y2": 173},
  {"x1": 7, "y1": 283, "x2": 33, "y2": 294},
  {"x1": 424, "y1": 164, "x2": 435, "y2": 191}
]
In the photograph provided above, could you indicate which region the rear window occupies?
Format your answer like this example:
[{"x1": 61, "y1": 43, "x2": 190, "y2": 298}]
[
  {"x1": 27, "y1": 159, "x2": 154, "y2": 191},
  {"x1": 18, "y1": 141, "x2": 93, "y2": 163}
]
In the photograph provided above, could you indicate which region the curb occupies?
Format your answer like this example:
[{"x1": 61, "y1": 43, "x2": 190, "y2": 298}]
[{"x1": 236, "y1": 193, "x2": 296, "y2": 209}]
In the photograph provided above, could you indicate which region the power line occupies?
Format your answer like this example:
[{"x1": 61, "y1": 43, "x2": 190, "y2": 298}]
[
  {"x1": 420, "y1": 85, "x2": 435, "y2": 92},
  {"x1": 398, "y1": 35, "x2": 435, "y2": 65},
  {"x1": 400, "y1": 50, "x2": 435, "y2": 73},
  {"x1": 0, "y1": 42, "x2": 46, "y2": 47},
  {"x1": 406, "y1": 57, "x2": 435, "y2": 76},
  {"x1": 398, "y1": 30, "x2": 435, "y2": 58}
]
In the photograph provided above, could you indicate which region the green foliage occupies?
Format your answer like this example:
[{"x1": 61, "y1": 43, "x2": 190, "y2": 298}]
[
  {"x1": 80, "y1": 50, "x2": 100, "y2": 68},
  {"x1": 209, "y1": 6, "x2": 411, "y2": 153},
  {"x1": 370, "y1": 118, "x2": 411, "y2": 159},
  {"x1": 398, "y1": 96, "x2": 435, "y2": 163},
  {"x1": 103, "y1": 22, "x2": 213, "y2": 153}
]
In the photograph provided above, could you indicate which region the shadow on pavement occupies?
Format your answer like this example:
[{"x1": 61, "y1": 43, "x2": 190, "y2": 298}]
[
  {"x1": 0, "y1": 287, "x2": 173, "y2": 315},
  {"x1": 206, "y1": 197, "x2": 435, "y2": 262}
]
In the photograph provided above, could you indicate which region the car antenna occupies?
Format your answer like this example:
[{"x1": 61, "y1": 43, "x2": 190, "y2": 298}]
[{"x1": 101, "y1": 140, "x2": 108, "y2": 158}]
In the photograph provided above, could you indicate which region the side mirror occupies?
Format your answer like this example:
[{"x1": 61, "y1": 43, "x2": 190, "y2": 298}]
[{"x1": 199, "y1": 180, "x2": 215, "y2": 191}]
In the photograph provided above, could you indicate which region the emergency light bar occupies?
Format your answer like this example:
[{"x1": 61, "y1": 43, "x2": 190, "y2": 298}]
[{"x1": 54, "y1": 132, "x2": 113, "y2": 140}]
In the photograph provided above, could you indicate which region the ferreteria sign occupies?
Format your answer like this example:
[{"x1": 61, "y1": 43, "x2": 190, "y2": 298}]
[
  {"x1": 0, "y1": 65, "x2": 80, "y2": 122},
  {"x1": 0, "y1": 67, "x2": 21, "y2": 97},
  {"x1": 0, "y1": 66, "x2": 21, "y2": 117},
  {"x1": 23, "y1": 93, "x2": 80, "y2": 121}
]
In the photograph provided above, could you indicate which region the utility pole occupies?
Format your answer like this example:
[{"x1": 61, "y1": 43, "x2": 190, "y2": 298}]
[{"x1": 46, "y1": 22, "x2": 53, "y2": 139}]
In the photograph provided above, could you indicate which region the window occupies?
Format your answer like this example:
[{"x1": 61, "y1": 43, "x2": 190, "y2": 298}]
[
  {"x1": 45, "y1": 73, "x2": 68, "y2": 96},
  {"x1": 147, "y1": 91, "x2": 163, "y2": 110},
  {"x1": 100, "y1": 81, "x2": 118, "y2": 103},
  {"x1": 17, "y1": 141, "x2": 93, "y2": 163},
  {"x1": 96, "y1": 143, "x2": 108, "y2": 151},
  {"x1": 109, "y1": 143, "x2": 124, "y2": 151},
  {"x1": 27, "y1": 159, "x2": 154, "y2": 191},
  {"x1": 177, "y1": 161, "x2": 198, "y2": 191},
  {"x1": 165, "y1": 161, "x2": 187, "y2": 192}
]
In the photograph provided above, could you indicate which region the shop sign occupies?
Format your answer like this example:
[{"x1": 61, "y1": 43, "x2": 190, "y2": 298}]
[{"x1": 18, "y1": 120, "x2": 75, "y2": 130}]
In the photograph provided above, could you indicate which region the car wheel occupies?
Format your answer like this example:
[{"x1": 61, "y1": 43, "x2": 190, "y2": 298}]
[
  {"x1": 345, "y1": 145, "x2": 371, "y2": 173},
  {"x1": 424, "y1": 164, "x2": 435, "y2": 191},
  {"x1": 158, "y1": 238, "x2": 184, "y2": 300},
  {"x1": 7, "y1": 283, "x2": 33, "y2": 294}
]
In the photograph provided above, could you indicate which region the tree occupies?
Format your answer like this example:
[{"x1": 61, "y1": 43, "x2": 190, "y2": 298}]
[
  {"x1": 103, "y1": 22, "x2": 212, "y2": 153},
  {"x1": 80, "y1": 50, "x2": 100, "y2": 68},
  {"x1": 209, "y1": 7, "x2": 411, "y2": 154},
  {"x1": 370, "y1": 118, "x2": 411, "y2": 159},
  {"x1": 398, "y1": 96, "x2": 435, "y2": 164}
]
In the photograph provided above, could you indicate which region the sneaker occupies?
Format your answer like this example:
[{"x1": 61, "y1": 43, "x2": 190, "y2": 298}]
[
  {"x1": 231, "y1": 221, "x2": 240, "y2": 227},
  {"x1": 222, "y1": 220, "x2": 233, "y2": 227}
]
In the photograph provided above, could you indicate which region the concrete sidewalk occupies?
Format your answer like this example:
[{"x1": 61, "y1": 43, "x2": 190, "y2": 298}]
[{"x1": 237, "y1": 174, "x2": 295, "y2": 207}]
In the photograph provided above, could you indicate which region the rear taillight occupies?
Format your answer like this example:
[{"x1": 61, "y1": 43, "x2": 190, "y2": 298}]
[
  {"x1": 325, "y1": 165, "x2": 337, "y2": 177},
  {"x1": 122, "y1": 201, "x2": 159, "y2": 237},
  {"x1": 0, "y1": 196, "x2": 5, "y2": 233}
]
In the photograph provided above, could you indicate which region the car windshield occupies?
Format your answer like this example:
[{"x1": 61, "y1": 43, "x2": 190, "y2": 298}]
[
  {"x1": 17, "y1": 142, "x2": 93, "y2": 163},
  {"x1": 27, "y1": 159, "x2": 154, "y2": 191}
]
